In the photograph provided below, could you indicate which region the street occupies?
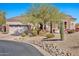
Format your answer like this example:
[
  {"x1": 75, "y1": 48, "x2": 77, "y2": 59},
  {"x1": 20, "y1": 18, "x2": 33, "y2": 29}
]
[{"x1": 0, "y1": 40, "x2": 43, "y2": 56}]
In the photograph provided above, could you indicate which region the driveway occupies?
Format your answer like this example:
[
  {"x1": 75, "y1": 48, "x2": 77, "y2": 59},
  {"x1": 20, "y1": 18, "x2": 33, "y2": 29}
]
[{"x1": 0, "y1": 40, "x2": 43, "y2": 56}]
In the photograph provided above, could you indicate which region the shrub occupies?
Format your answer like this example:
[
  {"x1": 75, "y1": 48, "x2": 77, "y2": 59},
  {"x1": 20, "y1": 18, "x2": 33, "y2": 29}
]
[
  {"x1": 67, "y1": 30, "x2": 75, "y2": 34},
  {"x1": 39, "y1": 30, "x2": 47, "y2": 36},
  {"x1": 31, "y1": 29, "x2": 37, "y2": 36},
  {"x1": 24, "y1": 31, "x2": 28, "y2": 35},
  {"x1": 46, "y1": 33, "x2": 55, "y2": 38},
  {"x1": 21, "y1": 33, "x2": 26, "y2": 37}
]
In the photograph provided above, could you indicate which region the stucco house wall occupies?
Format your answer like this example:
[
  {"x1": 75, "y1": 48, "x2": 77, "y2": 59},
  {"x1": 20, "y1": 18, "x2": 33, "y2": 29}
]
[{"x1": 6, "y1": 21, "x2": 28, "y2": 34}]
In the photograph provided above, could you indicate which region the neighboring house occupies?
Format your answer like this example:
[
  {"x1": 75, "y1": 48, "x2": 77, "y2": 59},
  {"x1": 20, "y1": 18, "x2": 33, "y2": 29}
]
[
  {"x1": 63, "y1": 16, "x2": 76, "y2": 30},
  {"x1": 6, "y1": 18, "x2": 29, "y2": 34},
  {"x1": 46, "y1": 15, "x2": 76, "y2": 33},
  {"x1": 75, "y1": 23, "x2": 79, "y2": 32}
]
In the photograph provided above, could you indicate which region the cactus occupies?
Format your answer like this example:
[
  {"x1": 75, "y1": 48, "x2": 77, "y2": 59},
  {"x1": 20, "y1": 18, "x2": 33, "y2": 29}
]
[{"x1": 60, "y1": 21, "x2": 64, "y2": 40}]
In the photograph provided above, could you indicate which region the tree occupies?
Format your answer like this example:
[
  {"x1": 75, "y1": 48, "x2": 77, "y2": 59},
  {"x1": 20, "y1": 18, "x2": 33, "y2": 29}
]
[
  {"x1": 30, "y1": 4, "x2": 52, "y2": 31},
  {"x1": 38, "y1": 4, "x2": 50, "y2": 30},
  {"x1": 0, "y1": 11, "x2": 6, "y2": 25},
  {"x1": 19, "y1": 3, "x2": 75, "y2": 38},
  {"x1": 21, "y1": 4, "x2": 51, "y2": 35},
  {"x1": 48, "y1": 7, "x2": 69, "y2": 40},
  {"x1": 48, "y1": 7, "x2": 60, "y2": 33}
]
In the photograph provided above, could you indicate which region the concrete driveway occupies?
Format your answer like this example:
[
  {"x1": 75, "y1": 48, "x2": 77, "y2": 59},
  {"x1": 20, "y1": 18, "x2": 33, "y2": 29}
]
[{"x1": 0, "y1": 40, "x2": 43, "y2": 56}]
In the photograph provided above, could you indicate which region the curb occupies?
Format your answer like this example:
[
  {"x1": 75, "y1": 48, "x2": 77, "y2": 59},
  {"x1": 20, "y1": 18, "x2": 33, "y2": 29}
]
[{"x1": 25, "y1": 42, "x2": 51, "y2": 56}]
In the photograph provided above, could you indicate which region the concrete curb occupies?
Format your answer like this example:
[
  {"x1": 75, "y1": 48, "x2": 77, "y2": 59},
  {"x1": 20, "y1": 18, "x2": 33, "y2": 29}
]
[{"x1": 25, "y1": 42, "x2": 51, "y2": 56}]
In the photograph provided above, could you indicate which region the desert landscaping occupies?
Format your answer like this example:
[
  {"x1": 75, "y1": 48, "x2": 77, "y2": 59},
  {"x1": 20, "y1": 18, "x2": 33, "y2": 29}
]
[{"x1": 0, "y1": 3, "x2": 79, "y2": 56}]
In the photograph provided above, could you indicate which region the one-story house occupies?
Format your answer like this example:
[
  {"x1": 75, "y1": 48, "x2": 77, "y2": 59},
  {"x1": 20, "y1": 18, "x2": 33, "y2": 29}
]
[
  {"x1": 6, "y1": 18, "x2": 29, "y2": 34},
  {"x1": 5, "y1": 15, "x2": 76, "y2": 34}
]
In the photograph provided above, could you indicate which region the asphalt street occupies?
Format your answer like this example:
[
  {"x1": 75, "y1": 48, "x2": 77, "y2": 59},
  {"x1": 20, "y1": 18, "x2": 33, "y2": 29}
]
[{"x1": 0, "y1": 40, "x2": 43, "y2": 56}]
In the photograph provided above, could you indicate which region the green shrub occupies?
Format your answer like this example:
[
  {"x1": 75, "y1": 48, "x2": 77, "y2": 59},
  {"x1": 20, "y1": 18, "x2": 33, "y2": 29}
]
[
  {"x1": 67, "y1": 30, "x2": 75, "y2": 34},
  {"x1": 21, "y1": 33, "x2": 26, "y2": 37},
  {"x1": 31, "y1": 29, "x2": 37, "y2": 36},
  {"x1": 46, "y1": 33, "x2": 55, "y2": 38}
]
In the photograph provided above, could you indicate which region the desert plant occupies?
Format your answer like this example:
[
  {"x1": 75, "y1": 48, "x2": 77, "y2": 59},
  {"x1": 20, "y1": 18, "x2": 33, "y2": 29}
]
[
  {"x1": 60, "y1": 21, "x2": 64, "y2": 40},
  {"x1": 21, "y1": 33, "x2": 26, "y2": 37},
  {"x1": 31, "y1": 29, "x2": 37, "y2": 36},
  {"x1": 0, "y1": 11, "x2": 6, "y2": 25},
  {"x1": 39, "y1": 30, "x2": 47, "y2": 36},
  {"x1": 46, "y1": 33, "x2": 55, "y2": 38},
  {"x1": 67, "y1": 30, "x2": 75, "y2": 34},
  {"x1": 23, "y1": 30, "x2": 29, "y2": 35}
]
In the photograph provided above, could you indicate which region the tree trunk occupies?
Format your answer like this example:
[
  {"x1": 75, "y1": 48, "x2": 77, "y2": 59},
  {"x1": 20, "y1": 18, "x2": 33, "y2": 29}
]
[
  {"x1": 28, "y1": 25, "x2": 31, "y2": 33},
  {"x1": 50, "y1": 21, "x2": 53, "y2": 33},
  {"x1": 39, "y1": 23, "x2": 43, "y2": 30},
  {"x1": 44, "y1": 22, "x2": 46, "y2": 31},
  {"x1": 36, "y1": 23, "x2": 43, "y2": 35},
  {"x1": 37, "y1": 30, "x2": 40, "y2": 35}
]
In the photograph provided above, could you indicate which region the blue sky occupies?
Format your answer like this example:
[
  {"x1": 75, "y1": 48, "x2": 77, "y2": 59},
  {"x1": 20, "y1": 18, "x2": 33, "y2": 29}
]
[{"x1": 0, "y1": 3, "x2": 79, "y2": 23}]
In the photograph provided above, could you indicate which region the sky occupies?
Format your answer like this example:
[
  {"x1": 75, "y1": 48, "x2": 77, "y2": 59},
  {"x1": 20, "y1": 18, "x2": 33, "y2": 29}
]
[{"x1": 0, "y1": 3, "x2": 79, "y2": 23}]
